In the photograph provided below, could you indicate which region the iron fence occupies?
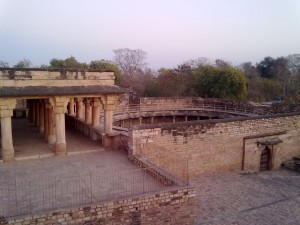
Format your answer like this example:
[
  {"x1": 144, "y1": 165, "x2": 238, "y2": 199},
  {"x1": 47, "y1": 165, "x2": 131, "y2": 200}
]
[
  {"x1": 0, "y1": 163, "x2": 181, "y2": 218},
  {"x1": 112, "y1": 102, "x2": 264, "y2": 117}
]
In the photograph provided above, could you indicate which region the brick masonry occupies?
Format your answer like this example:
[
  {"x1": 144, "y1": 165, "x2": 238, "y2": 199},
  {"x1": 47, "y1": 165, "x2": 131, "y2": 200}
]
[
  {"x1": 129, "y1": 113, "x2": 300, "y2": 177},
  {"x1": 1, "y1": 188, "x2": 195, "y2": 225}
]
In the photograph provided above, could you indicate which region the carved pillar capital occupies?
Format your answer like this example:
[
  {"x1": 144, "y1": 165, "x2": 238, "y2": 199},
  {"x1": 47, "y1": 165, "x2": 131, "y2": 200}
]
[
  {"x1": 49, "y1": 97, "x2": 69, "y2": 114},
  {"x1": 0, "y1": 98, "x2": 17, "y2": 118},
  {"x1": 100, "y1": 95, "x2": 118, "y2": 111}
]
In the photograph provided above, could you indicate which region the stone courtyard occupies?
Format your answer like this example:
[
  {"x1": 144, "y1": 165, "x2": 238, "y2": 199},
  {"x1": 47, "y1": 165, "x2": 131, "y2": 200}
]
[
  {"x1": 0, "y1": 151, "x2": 164, "y2": 218},
  {"x1": 2, "y1": 149, "x2": 300, "y2": 224},
  {"x1": 193, "y1": 169, "x2": 300, "y2": 225}
]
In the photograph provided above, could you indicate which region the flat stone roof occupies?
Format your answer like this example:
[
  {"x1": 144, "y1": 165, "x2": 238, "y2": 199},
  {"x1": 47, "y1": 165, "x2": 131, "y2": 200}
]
[
  {"x1": 0, "y1": 68, "x2": 114, "y2": 73},
  {"x1": 0, "y1": 85, "x2": 126, "y2": 97}
]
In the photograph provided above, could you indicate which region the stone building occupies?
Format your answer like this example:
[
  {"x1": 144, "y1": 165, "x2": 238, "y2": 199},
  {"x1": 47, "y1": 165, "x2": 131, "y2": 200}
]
[{"x1": 0, "y1": 68, "x2": 125, "y2": 162}]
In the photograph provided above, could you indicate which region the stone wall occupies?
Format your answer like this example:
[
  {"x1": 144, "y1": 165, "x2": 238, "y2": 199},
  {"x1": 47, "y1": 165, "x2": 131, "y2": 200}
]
[
  {"x1": 139, "y1": 97, "x2": 201, "y2": 110},
  {"x1": 0, "y1": 69, "x2": 115, "y2": 87},
  {"x1": 129, "y1": 113, "x2": 300, "y2": 176},
  {"x1": 3, "y1": 187, "x2": 195, "y2": 225}
]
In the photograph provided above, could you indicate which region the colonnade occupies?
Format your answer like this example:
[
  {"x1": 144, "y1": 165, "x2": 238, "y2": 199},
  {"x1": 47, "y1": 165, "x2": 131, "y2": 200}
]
[{"x1": 0, "y1": 95, "x2": 117, "y2": 163}]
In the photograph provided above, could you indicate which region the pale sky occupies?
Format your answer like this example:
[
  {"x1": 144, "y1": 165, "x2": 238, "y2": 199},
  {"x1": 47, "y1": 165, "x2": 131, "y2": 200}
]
[{"x1": 0, "y1": 0, "x2": 300, "y2": 69}]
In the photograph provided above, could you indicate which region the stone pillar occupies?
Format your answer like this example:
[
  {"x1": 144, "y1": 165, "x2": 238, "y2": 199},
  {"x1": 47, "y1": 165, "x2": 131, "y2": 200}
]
[
  {"x1": 173, "y1": 115, "x2": 176, "y2": 123},
  {"x1": 104, "y1": 108, "x2": 114, "y2": 133},
  {"x1": 50, "y1": 97, "x2": 69, "y2": 156},
  {"x1": 92, "y1": 98, "x2": 101, "y2": 127},
  {"x1": 31, "y1": 100, "x2": 36, "y2": 123},
  {"x1": 0, "y1": 99, "x2": 16, "y2": 162},
  {"x1": 139, "y1": 116, "x2": 142, "y2": 125},
  {"x1": 84, "y1": 98, "x2": 92, "y2": 125},
  {"x1": 44, "y1": 101, "x2": 49, "y2": 139},
  {"x1": 68, "y1": 98, "x2": 75, "y2": 115},
  {"x1": 151, "y1": 117, "x2": 154, "y2": 124},
  {"x1": 185, "y1": 115, "x2": 188, "y2": 122},
  {"x1": 75, "y1": 98, "x2": 83, "y2": 119},
  {"x1": 100, "y1": 95, "x2": 117, "y2": 134},
  {"x1": 39, "y1": 100, "x2": 45, "y2": 133},
  {"x1": 35, "y1": 100, "x2": 40, "y2": 126},
  {"x1": 27, "y1": 100, "x2": 32, "y2": 121},
  {"x1": 47, "y1": 104, "x2": 56, "y2": 144}
]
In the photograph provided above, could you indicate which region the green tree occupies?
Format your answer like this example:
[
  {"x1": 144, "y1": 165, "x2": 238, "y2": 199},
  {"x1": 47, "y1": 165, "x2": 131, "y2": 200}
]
[
  {"x1": 256, "y1": 56, "x2": 277, "y2": 79},
  {"x1": 143, "y1": 79, "x2": 161, "y2": 97},
  {"x1": 89, "y1": 60, "x2": 122, "y2": 85},
  {"x1": 156, "y1": 68, "x2": 187, "y2": 97},
  {"x1": 13, "y1": 59, "x2": 32, "y2": 68},
  {"x1": 49, "y1": 56, "x2": 88, "y2": 69},
  {"x1": 194, "y1": 65, "x2": 247, "y2": 100}
]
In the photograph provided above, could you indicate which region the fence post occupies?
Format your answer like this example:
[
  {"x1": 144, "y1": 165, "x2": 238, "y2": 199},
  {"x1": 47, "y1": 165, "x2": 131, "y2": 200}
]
[
  {"x1": 186, "y1": 158, "x2": 189, "y2": 185},
  {"x1": 142, "y1": 168, "x2": 145, "y2": 194},
  {"x1": 90, "y1": 172, "x2": 93, "y2": 204},
  {"x1": 14, "y1": 178, "x2": 18, "y2": 215},
  {"x1": 29, "y1": 181, "x2": 32, "y2": 213}
]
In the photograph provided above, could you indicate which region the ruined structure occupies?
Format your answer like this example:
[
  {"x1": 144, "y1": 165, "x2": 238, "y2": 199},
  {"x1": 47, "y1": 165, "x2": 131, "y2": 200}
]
[
  {"x1": 1, "y1": 69, "x2": 300, "y2": 224},
  {"x1": 119, "y1": 98, "x2": 300, "y2": 176}
]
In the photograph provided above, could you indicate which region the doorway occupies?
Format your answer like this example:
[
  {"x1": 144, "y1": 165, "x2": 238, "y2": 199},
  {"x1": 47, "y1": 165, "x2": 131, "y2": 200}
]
[{"x1": 260, "y1": 146, "x2": 271, "y2": 171}]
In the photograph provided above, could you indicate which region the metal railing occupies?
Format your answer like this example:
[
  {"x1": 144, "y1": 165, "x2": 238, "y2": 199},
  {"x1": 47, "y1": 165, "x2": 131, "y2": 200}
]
[
  {"x1": 0, "y1": 164, "x2": 182, "y2": 218},
  {"x1": 112, "y1": 102, "x2": 265, "y2": 116}
]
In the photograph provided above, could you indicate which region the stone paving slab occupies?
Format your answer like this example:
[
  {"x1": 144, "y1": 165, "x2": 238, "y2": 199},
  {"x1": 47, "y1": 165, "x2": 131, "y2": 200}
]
[
  {"x1": 9, "y1": 118, "x2": 103, "y2": 161},
  {"x1": 192, "y1": 170, "x2": 300, "y2": 225},
  {"x1": 0, "y1": 151, "x2": 164, "y2": 217}
]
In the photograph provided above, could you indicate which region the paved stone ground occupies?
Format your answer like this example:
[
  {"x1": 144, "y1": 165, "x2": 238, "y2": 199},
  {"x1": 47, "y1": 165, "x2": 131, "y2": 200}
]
[
  {"x1": 192, "y1": 170, "x2": 300, "y2": 225},
  {"x1": 10, "y1": 118, "x2": 103, "y2": 160},
  {"x1": 0, "y1": 152, "x2": 163, "y2": 217}
]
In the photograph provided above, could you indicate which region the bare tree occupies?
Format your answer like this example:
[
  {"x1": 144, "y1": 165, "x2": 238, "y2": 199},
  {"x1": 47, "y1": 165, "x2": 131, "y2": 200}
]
[
  {"x1": 113, "y1": 48, "x2": 147, "y2": 76},
  {"x1": 0, "y1": 60, "x2": 9, "y2": 68}
]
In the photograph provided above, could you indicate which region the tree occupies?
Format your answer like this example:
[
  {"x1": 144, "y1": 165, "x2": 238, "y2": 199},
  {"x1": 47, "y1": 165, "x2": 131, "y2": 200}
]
[
  {"x1": 65, "y1": 56, "x2": 88, "y2": 68},
  {"x1": 156, "y1": 68, "x2": 188, "y2": 97},
  {"x1": 113, "y1": 48, "x2": 147, "y2": 76},
  {"x1": 193, "y1": 65, "x2": 247, "y2": 100},
  {"x1": 13, "y1": 59, "x2": 32, "y2": 68},
  {"x1": 49, "y1": 58, "x2": 65, "y2": 68},
  {"x1": 241, "y1": 62, "x2": 262, "y2": 100},
  {"x1": 0, "y1": 60, "x2": 9, "y2": 68},
  {"x1": 89, "y1": 60, "x2": 122, "y2": 85},
  {"x1": 215, "y1": 59, "x2": 232, "y2": 68},
  {"x1": 49, "y1": 56, "x2": 88, "y2": 69},
  {"x1": 287, "y1": 54, "x2": 300, "y2": 77},
  {"x1": 256, "y1": 57, "x2": 276, "y2": 79}
]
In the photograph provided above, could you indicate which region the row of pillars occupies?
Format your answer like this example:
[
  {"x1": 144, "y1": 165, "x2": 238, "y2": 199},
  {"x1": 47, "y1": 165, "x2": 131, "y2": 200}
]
[
  {"x1": 69, "y1": 97, "x2": 116, "y2": 134},
  {"x1": 0, "y1": 95, "x2": 117, "y2": 163}
]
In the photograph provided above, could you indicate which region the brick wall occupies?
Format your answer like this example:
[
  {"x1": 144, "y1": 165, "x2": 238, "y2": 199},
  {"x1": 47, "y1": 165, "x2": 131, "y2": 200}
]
[
  {"x1": 130, "y1": 113, "x2": 300, "y2": 177},
  {"x1": 3, "y1": 187, "x2": 195, "y2": 225}
]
